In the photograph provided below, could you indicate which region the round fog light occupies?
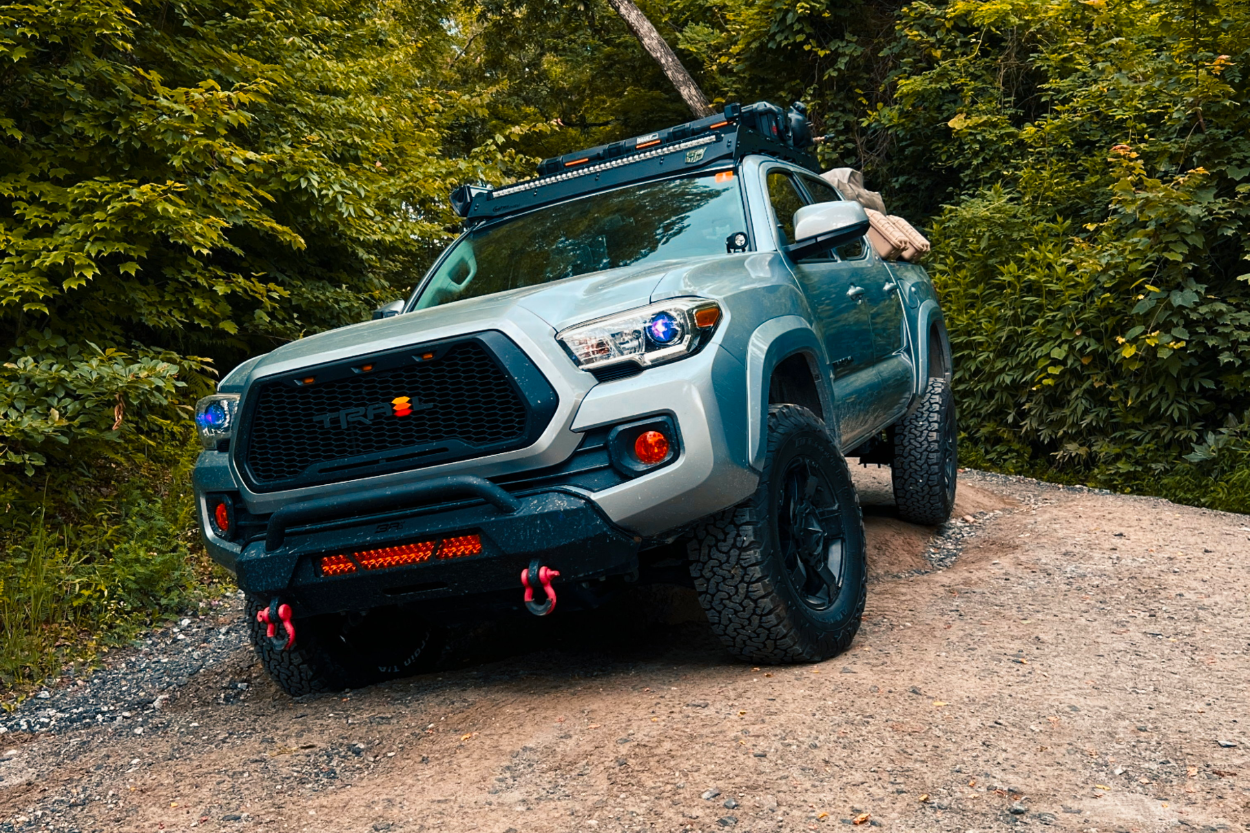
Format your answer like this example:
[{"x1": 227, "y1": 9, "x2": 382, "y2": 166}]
[
  {"x1": 213, "y1": 501, "x2": 231, "y2": 536},
  {"x1": 633, "y1": 430, "x2": 671, "y2": 465}
]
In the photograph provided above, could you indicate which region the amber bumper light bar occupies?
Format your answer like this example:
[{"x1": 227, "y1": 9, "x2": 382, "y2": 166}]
[{"x1": 319, "y1": 534, "x2": 483, "y2": 577}]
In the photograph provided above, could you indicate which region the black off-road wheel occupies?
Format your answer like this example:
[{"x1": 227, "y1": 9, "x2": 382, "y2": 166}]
[
  {"x1": 246, "y1": 598, "x2": 440, "y2": 697},
  {"x1": 687, "y1": 405, "x2": 867, "y2": 664},
  {"x1": 892, "y1": 377, "x2": 958, "y2": 525}
]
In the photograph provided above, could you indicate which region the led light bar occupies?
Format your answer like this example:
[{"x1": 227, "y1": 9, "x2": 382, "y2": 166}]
[
  {"x1": 318, "y1": 534, "x2": 484, "y2": 577},
  {"x1": 493, "y1": 134, "x2": 720, "y2": 198}
]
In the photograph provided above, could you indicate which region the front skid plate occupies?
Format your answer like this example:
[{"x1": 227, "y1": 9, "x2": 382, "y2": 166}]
[{"x1": 234, "y1": 490, "x2": 638, "y2": 617}]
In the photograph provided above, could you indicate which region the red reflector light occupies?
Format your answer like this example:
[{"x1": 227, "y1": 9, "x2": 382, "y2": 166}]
[
  {"x1": 634, "y1": 430, "x2": 670, "y2": 465},
  {"x1": 318, "y1": 535, "x2": 484, "y2": 577},
  {"x1": 213, "y1": 501, "x2": 230, "y2": 535}
]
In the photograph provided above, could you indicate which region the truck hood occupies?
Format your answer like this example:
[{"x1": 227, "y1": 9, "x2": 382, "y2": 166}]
[{"x1": 237, "y1": 256, "x2": 729, "y2": 383}]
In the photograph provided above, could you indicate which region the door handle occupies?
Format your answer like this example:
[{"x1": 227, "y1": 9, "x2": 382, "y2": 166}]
[
  {"x1": 883, "y1": 281, "x2": 897, "y2": 293},
  {"x1": 846, "y1": 285, "x2": 864, "y2": 299}
]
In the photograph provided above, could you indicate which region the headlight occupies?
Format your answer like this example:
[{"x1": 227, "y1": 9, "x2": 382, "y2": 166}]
[
  {"x1": 556, "y1": 298, "x2": 722, "y2": 373},
  {"x1": 194, "y1": 394, "x2": 240, "y2": 450}
]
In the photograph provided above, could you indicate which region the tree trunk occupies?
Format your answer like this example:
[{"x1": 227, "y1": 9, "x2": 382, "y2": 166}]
[{"x1": 604, "y1": 0, "x2": 714, "y2": 118}]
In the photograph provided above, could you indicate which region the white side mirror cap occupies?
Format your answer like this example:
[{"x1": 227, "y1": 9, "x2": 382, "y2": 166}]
[
  {"x1": 794, "y1": 201, "x2": 870, "y2": 241},
  {"x1": 788, "y1": 201, "x2": 870, "y2": 259}
]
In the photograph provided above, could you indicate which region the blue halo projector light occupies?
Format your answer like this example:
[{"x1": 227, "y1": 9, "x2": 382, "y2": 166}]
[
  {"x1": 646, "y1": 312, "x2": 683, "y2": 345},
  {"x1": 193, "y1": 394, "x2": 240, "y2": 449},
  {"x1": 197, "y1": 401, "x2": 229, "y2": 430}
]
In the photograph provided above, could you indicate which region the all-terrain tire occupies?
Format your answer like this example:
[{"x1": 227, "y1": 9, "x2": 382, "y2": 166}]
[
  {"x1": 892, "y1": 377, "x2": 958, "y2": 525},
  {"x1": 246, "y1": 598, "x2": 439, "y2": 697},
  {"x1": 687, "y1": 405, "x2": 867, "y2": 664}
]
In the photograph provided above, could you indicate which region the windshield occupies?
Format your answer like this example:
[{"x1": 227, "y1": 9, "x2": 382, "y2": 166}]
[{"x1": 412, "y1": 171, "x2": 747, "y2": 311}]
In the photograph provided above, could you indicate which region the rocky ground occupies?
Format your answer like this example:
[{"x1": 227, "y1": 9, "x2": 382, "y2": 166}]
[{"x1": 1, "y1": 469, "x2": 1248, "y2": 833}]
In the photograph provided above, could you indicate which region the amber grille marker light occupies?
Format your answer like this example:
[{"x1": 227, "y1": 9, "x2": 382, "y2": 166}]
[{"x1": 318, "y1": 534, "x2": 483, "y2": 577}]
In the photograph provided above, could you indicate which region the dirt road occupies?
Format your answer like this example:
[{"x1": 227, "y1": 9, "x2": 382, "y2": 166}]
[{"x1": 2, "y1": 470, "x2": 1249, "y2": 833}]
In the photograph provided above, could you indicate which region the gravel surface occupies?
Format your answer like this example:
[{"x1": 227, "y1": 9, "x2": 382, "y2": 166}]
[
  {"x1": 0, "y1": 605, "x2": 250, "y2": 739},
  {"x1": 1, "y1": 469, "x2": 1247, "y2": 833}
]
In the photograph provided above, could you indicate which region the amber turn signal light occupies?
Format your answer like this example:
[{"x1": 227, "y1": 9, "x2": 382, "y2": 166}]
[{"x1": 693, "y1": 306, "x2": 721, "y2": 329}]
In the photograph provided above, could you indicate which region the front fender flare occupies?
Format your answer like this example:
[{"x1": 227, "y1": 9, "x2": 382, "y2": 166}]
[{"x1": 744, "y1": 316, "x2": 835, "y2": 471}]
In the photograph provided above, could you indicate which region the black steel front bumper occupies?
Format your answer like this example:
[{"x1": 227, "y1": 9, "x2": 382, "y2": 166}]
[{"x1": 227, "y1": 481, "x2": 640, "y2": 618}]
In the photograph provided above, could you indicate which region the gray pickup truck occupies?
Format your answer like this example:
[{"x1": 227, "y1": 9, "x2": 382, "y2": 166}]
[{"x1": 192, "y1": 102, "x2": 956, "y2": 696}]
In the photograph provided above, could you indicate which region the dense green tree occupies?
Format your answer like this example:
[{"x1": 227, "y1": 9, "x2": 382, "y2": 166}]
[
  {"x1": 0, "y1": 0, "x2": 511, "y2": 499},
  {"x1": 871, "y1": 0, "x2": 1250, "y2": 508}
]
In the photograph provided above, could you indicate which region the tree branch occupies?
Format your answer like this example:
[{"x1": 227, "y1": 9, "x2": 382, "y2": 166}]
[{"x1": 604, "y1": 0, "x2": 714, "y2": 118}]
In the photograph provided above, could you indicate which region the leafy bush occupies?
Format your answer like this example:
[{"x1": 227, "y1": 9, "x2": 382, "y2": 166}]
[
  {"x1": 865, "y1": 0, "x2": 1250, "y2": 511},
  {"x1": 0, "y1": 451, "x2": 220, "y2": 688}
]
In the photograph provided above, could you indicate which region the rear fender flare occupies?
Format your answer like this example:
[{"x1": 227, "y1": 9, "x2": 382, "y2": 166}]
[
  {"x1": 912, "y1": 300, "x2": 952, "y2": 393},
  {"x1": 745, "y1": 316, "x2": 835, "y2": 470}
]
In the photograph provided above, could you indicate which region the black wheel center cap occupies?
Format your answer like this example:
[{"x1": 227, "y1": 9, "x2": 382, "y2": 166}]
[{"x1": 793, "y1": 500, "x2": 826, "y2": 566}]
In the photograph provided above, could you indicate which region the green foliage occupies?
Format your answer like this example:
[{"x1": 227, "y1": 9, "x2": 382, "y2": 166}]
[
  {"x1": 0, "y1": 0, "x2": 515, "y2": 508},
  {"x1": 0, "y1": 331, "x2": 195, "y2": 480},
  {"x1": 448, "y1": 0, "x2": 699, "y2": 162},
  {"x1": 875, "y1": 0, "x2": 1250, "y2": 511}
]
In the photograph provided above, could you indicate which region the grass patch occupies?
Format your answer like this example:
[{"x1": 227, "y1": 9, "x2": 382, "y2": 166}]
[
  {"x1": 960, "y1": 440, "x2": 1250, "y2": 516},
  {"x1": 0, "y1": 451, "x2": 229, "y2": 694}
]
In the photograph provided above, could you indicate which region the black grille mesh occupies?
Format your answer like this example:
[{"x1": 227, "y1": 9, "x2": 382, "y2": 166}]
[{"x1": 243, "y1": 342, "x2": 529, "y2": 488}]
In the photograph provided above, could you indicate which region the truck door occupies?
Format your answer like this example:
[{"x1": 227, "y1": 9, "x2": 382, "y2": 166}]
[
  {"x1": 765, "y1": 169, "x2": 876, "y2": 447},
  {"x1": 797, "y1": 174, "x2": 915, "y2": 437}
]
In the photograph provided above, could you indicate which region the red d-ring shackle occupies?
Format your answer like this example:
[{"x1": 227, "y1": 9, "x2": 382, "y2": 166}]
[{"x1": 521, "y1": 561, "x2": 560, "y2": 616}]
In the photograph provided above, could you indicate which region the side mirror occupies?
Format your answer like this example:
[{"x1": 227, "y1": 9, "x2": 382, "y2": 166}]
[
  {"x1": 372, "y1": 300, "x2": 405, "y2": 321},
  {"x1": 786, "y1": 201, "x2": 870, "y2": 261}
]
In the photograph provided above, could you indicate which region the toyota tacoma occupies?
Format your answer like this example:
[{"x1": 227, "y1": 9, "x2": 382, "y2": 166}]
[{"x1": 192, "y1": 102, "x2": 957, "y2": 696}]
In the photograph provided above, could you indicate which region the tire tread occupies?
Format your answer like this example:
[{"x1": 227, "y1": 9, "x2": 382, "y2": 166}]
[
  {"x1": 687, "y1": 405, "x2": 866, "y2": 664},
  {"x1": 892, "y1": 377, "x2": 957, "y2": 525}
]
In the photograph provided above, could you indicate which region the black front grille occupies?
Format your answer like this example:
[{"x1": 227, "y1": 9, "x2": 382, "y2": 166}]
[{"x1": 237, "y1": 333, "x2": 557, "y2": 491}]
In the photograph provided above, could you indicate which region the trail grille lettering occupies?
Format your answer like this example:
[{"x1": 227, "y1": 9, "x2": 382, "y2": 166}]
[{"x1": 313, "y1": 398, "x2": 429, "y2": 430}]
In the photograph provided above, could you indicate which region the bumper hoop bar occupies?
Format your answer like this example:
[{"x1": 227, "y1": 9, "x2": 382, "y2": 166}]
[{"x1": 264, "y1": 475, "x2": 520, "y2": 551}]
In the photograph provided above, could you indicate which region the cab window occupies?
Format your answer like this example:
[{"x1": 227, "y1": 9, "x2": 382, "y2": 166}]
[
  {"x1": 766, "y1": 171, "x2": 807, "y2": 246},
  {"x1": 799, "y1": 175, "x2": 842, "y2": 205}
]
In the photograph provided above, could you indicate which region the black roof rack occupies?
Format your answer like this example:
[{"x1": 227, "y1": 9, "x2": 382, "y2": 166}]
[{"x1": 451, "y1": 101, "x2": 818, "y2": 221}]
